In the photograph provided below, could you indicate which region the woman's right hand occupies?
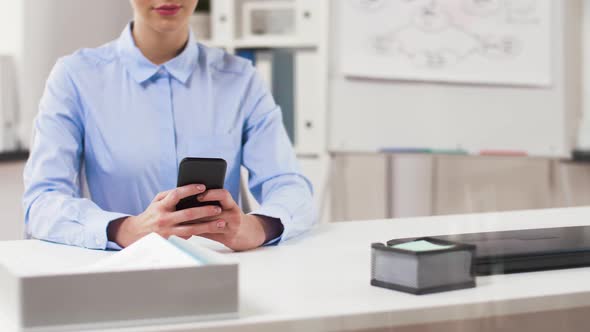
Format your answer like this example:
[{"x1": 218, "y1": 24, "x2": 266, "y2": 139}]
[{"x1": 107, "y1": 184, "x2": 227, "y2": 248}]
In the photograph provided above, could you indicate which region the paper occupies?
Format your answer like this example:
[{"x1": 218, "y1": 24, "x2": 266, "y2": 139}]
[
  {"x1": 340, "y1": 0, "x2": 552, "y2": 86},
  {"x1": 392, "y1": 240, "x2": 455, "y2": 252},
  {"x1": 83, "y1": 233, "x2": 203, "y2": 273}
]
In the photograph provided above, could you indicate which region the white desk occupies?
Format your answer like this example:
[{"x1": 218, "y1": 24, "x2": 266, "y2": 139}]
[{"x1": 3, "y1": 207, "x2": 590, "y2": 332}]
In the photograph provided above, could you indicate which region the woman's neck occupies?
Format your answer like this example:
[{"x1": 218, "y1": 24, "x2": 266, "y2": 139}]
[{"x1": 132, "y1": 20, "x2": 189, "y2": 65}]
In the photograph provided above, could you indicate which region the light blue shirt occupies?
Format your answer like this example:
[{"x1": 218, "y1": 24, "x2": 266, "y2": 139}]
[{"x1": 22, "y1": 24, "x2": 315, "y2": 250}]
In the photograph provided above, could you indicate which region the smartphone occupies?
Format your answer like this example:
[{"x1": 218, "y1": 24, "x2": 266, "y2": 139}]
[{"x1": 176, "y1": 157, "x2": 227, "y2": 211}]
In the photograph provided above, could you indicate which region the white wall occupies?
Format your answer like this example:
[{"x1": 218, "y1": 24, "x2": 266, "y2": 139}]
[
  {"x1": 579, "y1": 0, "x2": 590, "y2": 149},
  {"x1": 0, "y1": 2, "x2": 23, "y2": 57},
  {"x1": 328, "y1": 1, "x2": 581, "y2": 158},
  {"x1": 0, "y1": 2, "x2": 23, "y2": 152}
]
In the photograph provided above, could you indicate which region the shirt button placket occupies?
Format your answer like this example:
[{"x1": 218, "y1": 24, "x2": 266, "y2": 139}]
[{"x1": 155, "y1": 68, "x2": 178, "y2": 190}]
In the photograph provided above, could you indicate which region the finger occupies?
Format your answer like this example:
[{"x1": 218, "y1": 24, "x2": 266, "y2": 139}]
[
  {"x1": 172, "y1": 220, "x2": 228, "y2": 238},
  {"x1": 197, "y1": 189, "x2": 237, "y2": 210},
  {"x1": 166, "y1": 205, "x2": 222, "y2": 226},
  {"x1": 190, "y1": 214, "x2": 223, "y2": 224},
  {"x1": 153, "y1": 190, "x2": 172, "y2": 203},
  {"x1": 161, "y1": 184, "x2": 206, "y2": 208}
]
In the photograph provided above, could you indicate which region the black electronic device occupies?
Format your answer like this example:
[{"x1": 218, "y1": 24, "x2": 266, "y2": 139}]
[
  {"x1": 176, "y1": 158, "x2": 227, "y2": 211},
  {"x1": 388, "y1": 226, "x2": 590, "y2": 275}
]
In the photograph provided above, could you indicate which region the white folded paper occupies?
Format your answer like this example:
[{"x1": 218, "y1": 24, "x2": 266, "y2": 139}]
[{"x1": 83, "y1": 233, "x2": 204, "y2": 273}]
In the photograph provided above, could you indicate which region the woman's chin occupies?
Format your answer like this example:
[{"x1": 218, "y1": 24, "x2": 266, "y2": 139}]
[
  {"x1": 150, "y1": 18, "x2": 189, "y2": 34},
  {"x1": 152, "y1": 20, "x2": 188, "y2": 33}
]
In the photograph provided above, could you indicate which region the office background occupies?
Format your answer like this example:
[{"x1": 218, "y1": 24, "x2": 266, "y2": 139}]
[{"x1": 1, "y1": 0, "x2": 590, "y2": 241}]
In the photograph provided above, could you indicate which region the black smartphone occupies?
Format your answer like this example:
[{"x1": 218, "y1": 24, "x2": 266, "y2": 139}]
[{"x1": 176, "y1": 157, "x2": 227, "y2": 211}]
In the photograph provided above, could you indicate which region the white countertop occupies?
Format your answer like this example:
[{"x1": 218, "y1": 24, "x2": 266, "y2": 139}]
[{"x1": 3, "y1": 207, "x2": 590, "y2": 331}]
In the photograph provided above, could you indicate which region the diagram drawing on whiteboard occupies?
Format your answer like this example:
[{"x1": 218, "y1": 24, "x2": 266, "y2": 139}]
[{"x1": 340, "y1": 0, "x2": 552, "y2": 86}]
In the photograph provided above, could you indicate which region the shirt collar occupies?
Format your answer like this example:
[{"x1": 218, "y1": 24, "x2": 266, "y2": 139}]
[{"x1": 117, "y1": 22, "x2": 199, "y2": 85}]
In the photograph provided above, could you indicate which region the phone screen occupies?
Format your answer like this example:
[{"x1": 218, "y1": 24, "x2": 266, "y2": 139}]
[{"x1": 176, "y1": 158, "x2": 227, "y2": 211}]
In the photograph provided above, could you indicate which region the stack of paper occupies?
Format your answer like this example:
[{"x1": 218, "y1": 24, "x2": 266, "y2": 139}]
[{"x1": 84, "y1": 233, "x2": 204, "y2": 273}]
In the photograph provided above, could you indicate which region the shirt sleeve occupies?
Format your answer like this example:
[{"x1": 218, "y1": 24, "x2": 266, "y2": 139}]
[
  {"x1": 22, "y1": 59, "x2": 130, "y2": 250},
  {"x1": 241, "y1": 66, "x2": 317, "y2": 243}
]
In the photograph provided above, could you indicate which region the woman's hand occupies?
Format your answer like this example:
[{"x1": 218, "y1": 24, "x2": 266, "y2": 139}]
[
  {"x1": 107, "y1": 184, "x2": 229, "y2": 248},
  {"x1": 107, "y1": 185, "x2": 284, "y2": 251},
  {"x1": 194, "y1": 189, "x2": 284, "y2": 252}
]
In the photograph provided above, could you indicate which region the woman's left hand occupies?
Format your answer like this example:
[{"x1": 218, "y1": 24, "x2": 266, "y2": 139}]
[{"x1": 195, "y1": 189, "x2": 284, "y2": 251}]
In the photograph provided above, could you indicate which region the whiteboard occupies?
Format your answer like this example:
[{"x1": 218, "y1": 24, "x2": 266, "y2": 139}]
[
  {"x1": 340, "y1": 0, "x2": 552, "y2": 86},
  {"x1": 329, "y1": 0, "x2": 581, "y2": 158}
]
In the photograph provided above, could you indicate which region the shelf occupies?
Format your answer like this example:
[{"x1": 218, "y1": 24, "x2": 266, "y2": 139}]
[
  {"x1": 0, "y1": 150, "x2": 29, "y2": 163},
  {"x1": 196, "y1": 0, "x2": 328, "y2": 155},
  {"x1": 198, "y1": 37, "x2": 318, "y2": 51},
  {"x1": 233, "y1": 37, "x2": 318, "y2": 49},
  {"x1": 197, "y1": 39, "x2": 228, "y2": 49}
]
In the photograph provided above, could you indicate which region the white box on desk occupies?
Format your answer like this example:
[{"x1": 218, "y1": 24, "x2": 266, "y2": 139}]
[{"x1": 0, "y1": 240, "x2": 238, "y2": 332}]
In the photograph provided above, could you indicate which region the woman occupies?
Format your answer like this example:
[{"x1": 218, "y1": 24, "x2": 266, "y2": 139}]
[{"x1": 22, "y1": 0, "x2": 315, "y2": 251}]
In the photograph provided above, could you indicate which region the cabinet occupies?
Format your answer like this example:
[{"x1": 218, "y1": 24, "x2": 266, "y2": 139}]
[
  {"x1": 194, "y1": 0, "x2": 328, "y2": 156},
  {"x1": 194, "y1": 0, "x2": 331, "y2": 221},
  {"x1": 332, "y1": 153, "x2": 590, "y2": 222},
  {"x1": 0, "y1": 162, "x2": 25, "y2": 240}
]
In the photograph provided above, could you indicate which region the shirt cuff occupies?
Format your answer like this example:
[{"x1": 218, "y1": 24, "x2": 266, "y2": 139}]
[
  {"x1": 83, "y1": 209, "x2": 131, "y2": 250},
  {"x1": 106, "y1": 241, "x2": 123, "y2": 251},
  {"x1": 249, "y1": 204, "x2": 291, "y2": 245},
  {"x1": 263, "y1": 236, "x2": 281, "y2": 246}
]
